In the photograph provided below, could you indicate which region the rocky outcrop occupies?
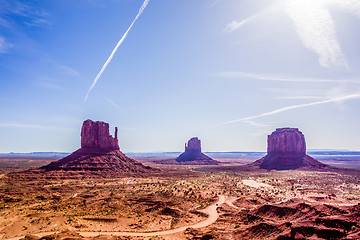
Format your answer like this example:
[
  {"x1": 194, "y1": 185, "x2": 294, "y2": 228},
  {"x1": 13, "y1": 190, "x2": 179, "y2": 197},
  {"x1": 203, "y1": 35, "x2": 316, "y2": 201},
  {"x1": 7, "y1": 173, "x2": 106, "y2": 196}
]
[
  {"x1": 267, "y1": 128, "x2": 306, "y2": 154},
  {"x1": 185, "y1": 137, "x2": 201, "y2": 152},
  {"x1": 81, "y1": 119, "x2": 119, "y2": 150},
  {"x1": 176, "y1": 137, "x2": 219, "y2": 165},
  {"x1": 253, "y1": 128, "x2": 326, "y2": 170},
  {"x1": 42, "y1": 148, "x2": 155, "y2": 175},
  {"x1": 42, "y1": 120, "x2": 158, "y2": 176}
]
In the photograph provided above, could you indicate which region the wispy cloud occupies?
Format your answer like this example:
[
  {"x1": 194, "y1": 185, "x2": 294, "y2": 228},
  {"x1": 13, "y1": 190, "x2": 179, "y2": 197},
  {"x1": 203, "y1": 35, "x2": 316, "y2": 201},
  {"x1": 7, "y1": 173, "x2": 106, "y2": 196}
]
[
  {"x1": 210, "y1": 0, "x2": 224, "y2": 8},
  {"x1": 106, "y1": 98, "x2": 127, "y2": 114},
  {"x1": 223, "y1": 9, "x2": 267, "y2": 33},
  {"x1": 43, "y1": 59, "x2": 81, "y2": 77},
  {"x1": 217, "y1": 71, "x2": 356, "y2": 83},
  {"x1": 84, "y1": 0, "x2": 150, "y2": 102},
  {"x1": 0, "y1": 36, "x2": 12, "y2": 53},
  {"x1": 219, "y1": 93, "x2": 360, "y2": 125},
  {"x1": 33, "y1": 79, "x2": 63, "y2": 91},
  {"x1": 0, "y1": 0, "x2": 51, "y2": 28},
  {"x1": 276, "y1": 96, "x2": 327, "y2": 100},
  {"x1": 24, "y1": 16, "x2": 52, "y2": 27},
  {"x1": 48, "y1": 60, "x2": 81, "y2": 77},
  {"x1": 250, "y1": 129, "x2": 273, "y2": 137},
  {"x1": 0, "y1": 122, "x2": 69, "y2": 130},
  {"x1": 285, "y1": 0, "x2": 360, "y2": 68},
  {"x1": 55, "y1": 63, "x2": 80, "y2": 77},
  {"x1": 223, "y1": 4, "x2": 281, "y2": 33},
  {"x1": 0, "y1": 0, "x2": 51, "y2": 54},
  {"x1": 224, "y1": 19, "x2": 250, "y2": 33},
  {"x1": 243, "y1": 120, "x2": 270, "y2": 128}
]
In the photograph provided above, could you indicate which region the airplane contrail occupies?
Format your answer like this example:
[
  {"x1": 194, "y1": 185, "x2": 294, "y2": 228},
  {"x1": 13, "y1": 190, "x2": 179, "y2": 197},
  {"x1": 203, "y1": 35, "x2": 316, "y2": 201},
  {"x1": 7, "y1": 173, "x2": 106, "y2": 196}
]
[
  {"x1": 84, "y1": 0, "x2": 150, "y2": 102},
  {"x1": 218, "y1": 93, "x2": 360, "y2": 126}
]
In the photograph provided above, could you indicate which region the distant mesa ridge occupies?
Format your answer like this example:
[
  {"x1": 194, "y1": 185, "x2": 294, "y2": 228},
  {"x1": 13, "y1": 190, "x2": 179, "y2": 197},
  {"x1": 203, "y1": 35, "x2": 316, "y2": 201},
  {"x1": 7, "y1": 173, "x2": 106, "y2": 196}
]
[
  {"x1": 253, "y1": 128, "x2": 327, "y2": 170},
  {"x1": 176, "y1": 137, "x2": 219, "y2": 165},
  {"x1": 42, "y1": 119, "x2": 157, "y2": 175}
]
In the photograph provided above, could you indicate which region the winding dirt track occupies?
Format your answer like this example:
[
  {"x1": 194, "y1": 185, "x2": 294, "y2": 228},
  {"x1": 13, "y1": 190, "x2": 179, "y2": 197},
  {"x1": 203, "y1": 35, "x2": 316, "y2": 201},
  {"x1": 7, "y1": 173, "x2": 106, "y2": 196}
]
[{"x1": 8, "y1": 195, "x2": 231, "y2": 239}]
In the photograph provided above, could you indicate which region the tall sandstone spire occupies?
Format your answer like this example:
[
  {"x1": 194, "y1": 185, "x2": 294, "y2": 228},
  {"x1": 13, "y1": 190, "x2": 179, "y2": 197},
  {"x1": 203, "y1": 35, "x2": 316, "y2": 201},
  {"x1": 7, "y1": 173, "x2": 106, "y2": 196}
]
[
  {"x1": 42, "y1": 120, "x2": 158, "y2": 176},
  {"x1": 176, "y1": 137, "x2": 219, "y2": 165},
  {"x1": 80, "y1": 119, "x2": 119, "y2": 150}
]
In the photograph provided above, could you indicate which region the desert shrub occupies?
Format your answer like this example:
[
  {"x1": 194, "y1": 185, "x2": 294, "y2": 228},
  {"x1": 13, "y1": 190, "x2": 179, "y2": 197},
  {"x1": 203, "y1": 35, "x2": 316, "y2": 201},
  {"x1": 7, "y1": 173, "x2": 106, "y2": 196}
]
[
  {"x1": 22, "y1": 236, "x2": 40, "y2": 240},
  {"x1": 83, "y1": 217, "x2": 117, "y2": 222},
  {"x1": 201, "y1": 234, "x2": 215, "y2": 240},
  {"x1": 161, "y1": 207, "x2": 180, "y2": 217}
]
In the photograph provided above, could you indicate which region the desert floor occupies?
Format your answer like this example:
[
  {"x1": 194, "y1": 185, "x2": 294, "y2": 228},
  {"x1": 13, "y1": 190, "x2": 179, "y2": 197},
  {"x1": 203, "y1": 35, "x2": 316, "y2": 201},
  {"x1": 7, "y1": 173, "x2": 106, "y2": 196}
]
[{"x1": 0, "y1": 157, "x2": 360, "y2": 239}]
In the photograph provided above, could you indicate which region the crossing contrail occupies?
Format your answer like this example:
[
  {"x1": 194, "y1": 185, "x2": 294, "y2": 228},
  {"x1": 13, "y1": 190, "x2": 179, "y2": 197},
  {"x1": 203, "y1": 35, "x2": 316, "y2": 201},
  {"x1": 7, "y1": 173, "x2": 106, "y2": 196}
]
[
  {"x1": 218, "y1": 93, "x2": 360, "y2": 126},
  {"x1": 84, "y1": 0, "x2": 150, "y2": 102}
]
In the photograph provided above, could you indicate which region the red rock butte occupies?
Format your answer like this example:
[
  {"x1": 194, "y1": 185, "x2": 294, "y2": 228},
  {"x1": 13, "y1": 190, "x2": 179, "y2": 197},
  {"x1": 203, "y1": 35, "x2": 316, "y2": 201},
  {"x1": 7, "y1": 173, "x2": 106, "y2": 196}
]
[
  {"x1": 185, "y1": 137, "x2": 202, "y2": 152},
  {"x1": 176, "y1": 137, "x2": 219, "y2": 165},
  {"x1": 42, "y1": 119, "x2": 158, "y2": 175},
  {"x1": 267, "y1": 128, "x2": 306, "y2": 154},
  {"x1": 254, "y1": 128, "x2": 327, "y2": 170},
  {"x1": 81, "y1": 119, "x2": 119, "y2": 151}
]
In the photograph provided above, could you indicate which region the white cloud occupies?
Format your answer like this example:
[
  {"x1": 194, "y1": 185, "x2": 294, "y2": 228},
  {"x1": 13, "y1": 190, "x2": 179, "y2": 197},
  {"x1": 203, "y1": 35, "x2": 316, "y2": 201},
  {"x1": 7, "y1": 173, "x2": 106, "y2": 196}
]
[
  {"x1": 225, "y1": 0, "x2": 360, "y2": 68},
  {"x1": 224, "y1": 19, "x2": 250, "y2": 33},
  {"x1": 327, "y1": 0, "x2": 360, "y2": 17},
  {"x1": 223, "y1": 4, "x2": 283, "y2": 33},
  {"x1": 325, "y1": 87, "x2": 352, "y2": 110},
  {"x1": 285, "y1": 0, "x2": 360, "y2": 68},
  {"x1": 223, "y1": 8, "x2": 267, "y2": 33},
  {"x1": 0, "y1": 36, "x2": 12, "y2": 53}
]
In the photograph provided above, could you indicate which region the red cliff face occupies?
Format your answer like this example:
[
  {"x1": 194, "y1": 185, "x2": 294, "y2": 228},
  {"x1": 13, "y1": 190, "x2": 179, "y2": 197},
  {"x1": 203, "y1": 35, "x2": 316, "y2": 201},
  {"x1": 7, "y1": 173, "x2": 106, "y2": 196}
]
[
  {"x1": 185, "y1": 137, "x2": 201, "y2": 152},
  {"x1": 252, "y1": 127, "x2": 327, "y2": 170},
  {"x1": 267, "y1": 128, "x2": 306, "y2": 154},
  {"x1": 81, "y1": 119, "x2": 119, "y2": 151},
  {"x1": 42, "y1": 119, "x2": 158, "y2": 175}
]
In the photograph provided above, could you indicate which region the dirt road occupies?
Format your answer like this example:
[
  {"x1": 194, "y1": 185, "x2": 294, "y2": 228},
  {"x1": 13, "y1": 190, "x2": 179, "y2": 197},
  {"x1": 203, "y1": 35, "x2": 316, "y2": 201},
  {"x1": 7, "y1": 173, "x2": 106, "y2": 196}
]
[
  {"x1": 79, "y1": 195, "x2": 226, "y2": 237},
  {"x1": 7, "y1": 195, "x2": 230, "y2": 239}
]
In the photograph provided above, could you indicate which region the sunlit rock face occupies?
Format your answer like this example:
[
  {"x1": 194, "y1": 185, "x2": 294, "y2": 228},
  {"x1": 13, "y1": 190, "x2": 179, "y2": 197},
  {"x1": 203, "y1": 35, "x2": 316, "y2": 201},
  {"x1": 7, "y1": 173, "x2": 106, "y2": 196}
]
[
  {"x1": 185, "y1": 137, "x2": 202, "y2": 152},
  {"x1": 267, "y1": 128, "x2": 306, "y2": 154},
  {"x1": 42, "y1": 120, "x2": 158, "y2": 175},
  {"x1": 81, "y1": 119, "x2": 119, "y2": 151},
  {"x1": 176, "y1": 137, "x2": 219, "y2": 165},
  {"x1": 254, "y1": 128, "x2": 326, "y2": 170}
]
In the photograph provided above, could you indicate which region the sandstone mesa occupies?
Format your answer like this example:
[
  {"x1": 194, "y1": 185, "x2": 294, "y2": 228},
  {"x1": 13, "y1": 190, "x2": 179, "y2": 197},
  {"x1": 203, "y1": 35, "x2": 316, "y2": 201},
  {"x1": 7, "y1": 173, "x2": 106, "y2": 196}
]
[{"x1": 254, "y1": 128, "x2": 327, "y2": 170}]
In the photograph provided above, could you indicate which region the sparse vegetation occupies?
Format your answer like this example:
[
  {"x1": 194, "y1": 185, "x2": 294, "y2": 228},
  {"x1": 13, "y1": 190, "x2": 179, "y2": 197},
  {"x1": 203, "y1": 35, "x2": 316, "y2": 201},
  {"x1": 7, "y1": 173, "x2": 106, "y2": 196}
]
[{"x1": 0, "y1": 159, "x2": 359, "y2": 239}]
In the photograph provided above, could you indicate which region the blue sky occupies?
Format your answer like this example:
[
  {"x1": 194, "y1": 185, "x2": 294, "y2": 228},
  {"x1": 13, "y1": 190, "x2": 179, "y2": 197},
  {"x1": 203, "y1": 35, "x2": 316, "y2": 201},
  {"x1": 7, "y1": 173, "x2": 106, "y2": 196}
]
[{"x1": 1, "y1": 0, "x2": 360, "y2": 153}]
